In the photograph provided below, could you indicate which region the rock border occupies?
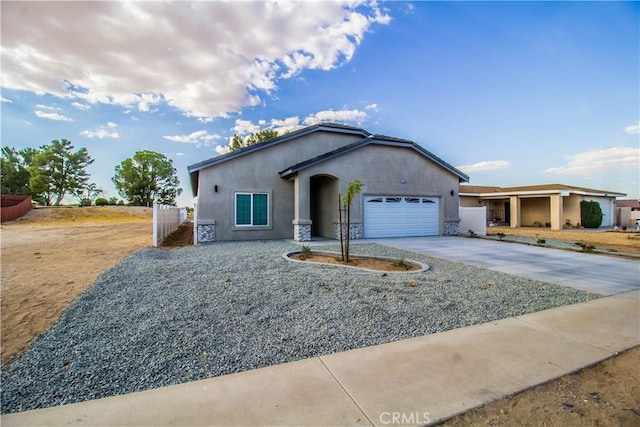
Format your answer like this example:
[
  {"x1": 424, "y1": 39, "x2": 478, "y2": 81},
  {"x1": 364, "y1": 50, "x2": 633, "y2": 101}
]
[{"x1": 282, "y1": 250, "x2": 430, "y2": 274}]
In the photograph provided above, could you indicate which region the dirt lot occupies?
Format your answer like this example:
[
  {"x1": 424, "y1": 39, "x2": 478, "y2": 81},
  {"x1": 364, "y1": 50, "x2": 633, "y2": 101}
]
[
  {"x1": 489, "y1": 226, "x2": 640, "y2": 255},
  {"x1": 1, "y1": 209, "x2": 638, "y2": 425},
  {"x1": 1, "y1": 206, "x2": 153, "y2": 367}
]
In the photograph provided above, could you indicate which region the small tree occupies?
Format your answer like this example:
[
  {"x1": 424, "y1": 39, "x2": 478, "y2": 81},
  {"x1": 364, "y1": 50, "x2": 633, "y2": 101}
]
[
  {"x1": 338, "y1": 178, "x2": 364, "y2": 263},
  {"x1": 74, "y1": 182, "x2": 103, "y2": 206},
  {"x1": 580, "y1": 200, "x2": 603, "y2": 229}
]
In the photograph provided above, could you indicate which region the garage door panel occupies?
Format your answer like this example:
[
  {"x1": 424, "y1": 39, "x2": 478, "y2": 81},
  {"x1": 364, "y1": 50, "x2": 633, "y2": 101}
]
[{"x1": 364, "y1": 195, "x2": 440, "y2": 238}]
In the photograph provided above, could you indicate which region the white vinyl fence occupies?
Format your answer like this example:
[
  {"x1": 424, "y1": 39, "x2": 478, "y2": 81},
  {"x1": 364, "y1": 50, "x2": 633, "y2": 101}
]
[
  {"x1": 459, "y1": 206, "x2": 487, "y2": 236},
  {"x1": 153, "y1": 202, "x2": 187, "y2": 247}
]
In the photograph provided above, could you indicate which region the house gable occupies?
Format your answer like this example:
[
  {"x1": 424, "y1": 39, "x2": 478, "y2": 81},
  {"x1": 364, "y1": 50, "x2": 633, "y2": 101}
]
[
  {"x1": 278, "y1": 135, "x2": 469, "y2": 182},
  {"x1": 188, "y1": 123, "x2": 370, "y2": 196}
]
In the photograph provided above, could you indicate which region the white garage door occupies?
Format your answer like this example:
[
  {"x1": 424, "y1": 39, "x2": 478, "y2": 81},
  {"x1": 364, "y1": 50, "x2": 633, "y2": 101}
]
[{"x1": 364, "y1": 196, "x2": 440, "y2": 238}]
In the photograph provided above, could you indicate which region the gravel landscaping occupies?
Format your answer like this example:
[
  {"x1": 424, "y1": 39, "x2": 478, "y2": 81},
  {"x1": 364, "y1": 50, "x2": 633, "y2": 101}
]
[{"x1": 1, "y1": 240, "x2": 601, "y2": 414}]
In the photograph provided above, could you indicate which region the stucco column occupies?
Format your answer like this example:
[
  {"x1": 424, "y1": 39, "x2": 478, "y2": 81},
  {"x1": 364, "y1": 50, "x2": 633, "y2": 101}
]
[
  {"x1": 509, "y1": 196, "x2": 521, "y2": 228},
  {"x1": 293, "y1": 175, "x2": 311, "y2": 221},
  {"x1": 550, "y1": 194, "x2": 563, "y2": 231},
  {"x1": 292, "y1": 175, "x2": 312, "y2": 241}
]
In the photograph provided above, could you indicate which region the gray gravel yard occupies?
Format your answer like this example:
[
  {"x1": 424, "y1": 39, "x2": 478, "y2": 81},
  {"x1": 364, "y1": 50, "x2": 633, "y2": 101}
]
[{"x1": 1, "y1": 240, "x2": 601, "y2": 414}]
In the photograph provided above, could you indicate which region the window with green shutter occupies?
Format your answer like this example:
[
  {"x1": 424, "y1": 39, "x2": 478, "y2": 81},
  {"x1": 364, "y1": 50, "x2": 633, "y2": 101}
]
[{"x1": 235, "y1": 192, "x2": 268, "y2": 226}]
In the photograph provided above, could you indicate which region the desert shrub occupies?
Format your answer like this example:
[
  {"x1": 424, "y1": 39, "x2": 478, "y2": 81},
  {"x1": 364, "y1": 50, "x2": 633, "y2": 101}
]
[
  {"x1": 95, "y1": 197, "x2": 109, "y2": 206},
  {"x1": 575, "y1": 242, "x2": 595, "y2": 252},
  {"x1": 300, "y1": 245, "x2": 311, "y2": 260},
  {"x1": 108, "y1": 197, "x2": 119, "y2": 205},
  {"x1": 580, "y1": 200, "x2": 603, "y2": 228}
]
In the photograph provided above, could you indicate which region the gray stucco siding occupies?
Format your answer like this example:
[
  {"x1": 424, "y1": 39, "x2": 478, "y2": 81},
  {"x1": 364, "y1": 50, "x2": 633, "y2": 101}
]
[
  {"x1": 194, "y1": 130, "x2": 463, "y2": 241},
  {"x1": 195, "y1": 131, "x2": 364, "y2": 241},
  {"x1": 298, "y1": 144, "x2": 461, "y2": 228}
]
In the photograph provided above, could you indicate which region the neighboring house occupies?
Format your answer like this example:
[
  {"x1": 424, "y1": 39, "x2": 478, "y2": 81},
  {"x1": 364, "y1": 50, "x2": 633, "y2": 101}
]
[
  {"x1": 615, "y1": 199, "x2": 640, "y2": 228},
  {"x1": 459, "y1": 184, "x2": 626, "y2": 230},
  {"x1": 188, "y1": 123, "x2": 469, "y2": 242}
]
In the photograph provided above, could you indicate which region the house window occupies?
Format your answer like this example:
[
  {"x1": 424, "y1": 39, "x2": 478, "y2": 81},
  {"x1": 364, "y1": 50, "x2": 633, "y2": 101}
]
[{"x1": 235, "y1": 193, "x2": 268, "y2": 226}]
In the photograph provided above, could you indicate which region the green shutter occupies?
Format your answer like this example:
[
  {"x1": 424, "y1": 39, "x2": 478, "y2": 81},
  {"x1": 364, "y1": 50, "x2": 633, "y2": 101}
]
[
  {"x1": 236, "y1": 194, "x2": 251, "y2": 225},
  {"x1": 253, "y1": 194, "x2": 268, "y2": 225}
]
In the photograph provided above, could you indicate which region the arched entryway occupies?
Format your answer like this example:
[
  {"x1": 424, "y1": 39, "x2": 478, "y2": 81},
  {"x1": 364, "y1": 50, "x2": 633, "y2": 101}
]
[{"x1": 310, "y1": 174, "x2": 339, "y2": 238}]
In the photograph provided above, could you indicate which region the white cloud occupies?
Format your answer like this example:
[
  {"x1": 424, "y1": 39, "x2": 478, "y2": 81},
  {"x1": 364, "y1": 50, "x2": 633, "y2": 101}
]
[
  {"x1": 270, "y1": 116, "x2": 304, "y2": 135},
  {"x1": 35, "y1": 104, "x2": 60, "y2": 110},
  {"x1": 71, "y1": 101, "x2": 91, "y2": 110},
  {"x1": 456, "y1": 160, "x2": 510, "y2": 174},
  {"x1": 24, "y1": 120, "x2": 32, "y2": 125},
  {"x1": 1, "y1": 96, "x2": 12, "y2": 103},
  {"x1": 625, "y1": 120, "x2": 639, "y2": 135},
  {"x1": 34, "y1": 110, "x2": 73, "y2": 121},
  {"x1": 81, "y1": 123, "x2": 119, "y2": 139},
  {"x1": 365, "y1": 103, "x2": 377, "y2": 110},
  {"x1": 163, "y1": 130, "x2": 220, "y2": 146},
  {"x1": 1, "y1": 2, "x2": 390, "y2": 121},
  {"x1": 215, "y1": 145, "x2": 231, "y2": 155},
  {"x1": 545, "y1": 147, "x2": 640, "y2": 175},
  {"x1": 175, "y1": 152, "x2": 184, "y2": 157},
  {"x1": 233, "y1": 119, "x2": 262, "y2": 136},
  {"x1": 304, "y1": 109, "x2": 368, "y2": 125}
]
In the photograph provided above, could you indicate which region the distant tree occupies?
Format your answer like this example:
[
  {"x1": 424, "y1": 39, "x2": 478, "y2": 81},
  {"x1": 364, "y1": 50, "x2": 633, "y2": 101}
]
[
  {"x1": 29, "y1": 139, "x2": 94, "y2": 206},
  {"x1": 74, "y1": 182, "x2": 103, "y2": 206},
  {"x1": 229, "y1": 129, "x2": 278, "y2": 151},
  {"x1": 112, "y1": 150, "x2": 182, "y2": 206},
  {"x1": 1, "y1": 147, "x2": 36, "y2": 194}
]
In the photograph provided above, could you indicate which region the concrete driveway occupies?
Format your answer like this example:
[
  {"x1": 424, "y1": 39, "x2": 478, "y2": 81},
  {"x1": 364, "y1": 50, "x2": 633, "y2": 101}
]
[{"x1": 372, "y1": 236, "x2": 640, "y2": 296}]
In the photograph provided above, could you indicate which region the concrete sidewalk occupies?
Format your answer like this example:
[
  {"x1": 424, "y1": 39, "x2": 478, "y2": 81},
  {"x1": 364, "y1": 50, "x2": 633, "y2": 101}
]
[{"x1": 3, "y1": 290, "x2": 638, "y2": 426}]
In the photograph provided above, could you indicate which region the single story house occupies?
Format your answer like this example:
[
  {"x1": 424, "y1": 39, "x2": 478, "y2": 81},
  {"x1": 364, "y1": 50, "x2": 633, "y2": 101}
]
[
  {"x1": 188, "y1": 123, "x2": 469, "y2": 242},
  {"x1": 459, "y1": 184, "x2": 627, "y2": 230}
]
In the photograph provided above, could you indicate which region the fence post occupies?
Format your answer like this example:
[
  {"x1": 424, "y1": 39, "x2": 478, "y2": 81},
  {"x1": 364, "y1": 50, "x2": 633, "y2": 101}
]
[
  {"x1": 152, "y1": 202, "x2": 159, "y2": 247},
  {"x1": 193, "y1": 200, "x2": 198, "y2": 245}
]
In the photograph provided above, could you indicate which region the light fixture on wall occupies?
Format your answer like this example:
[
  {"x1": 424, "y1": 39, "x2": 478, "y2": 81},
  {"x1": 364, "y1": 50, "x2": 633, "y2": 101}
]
[
  {"x1": 450, "y1": 189, "x2": 455, "y2": 196},
  {"x1": 400, "y1": 179, "x2": 407, "y2": 184},
  {"x1": 214, "y1": 185, "x2": 218, "y2": 193}
]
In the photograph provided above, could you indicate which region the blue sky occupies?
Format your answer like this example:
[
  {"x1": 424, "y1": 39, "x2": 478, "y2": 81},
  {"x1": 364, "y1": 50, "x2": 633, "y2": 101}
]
[{"x1": 1, "y1": 1, "x2": 638, "y2": 207}]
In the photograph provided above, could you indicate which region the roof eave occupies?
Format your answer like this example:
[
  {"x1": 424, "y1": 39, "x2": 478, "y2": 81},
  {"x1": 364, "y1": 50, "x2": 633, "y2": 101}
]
[{"x1": 187, "y1": 123, "x2": 371, "y2": 174}]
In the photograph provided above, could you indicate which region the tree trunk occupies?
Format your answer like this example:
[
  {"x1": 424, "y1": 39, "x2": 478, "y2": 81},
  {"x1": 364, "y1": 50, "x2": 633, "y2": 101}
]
[
  {"x1": 345, "y1": 202, "x2": 351, "y2": 263},
  {"x1": 338, "y1": 193, "x2": 345, "y2": 261}
]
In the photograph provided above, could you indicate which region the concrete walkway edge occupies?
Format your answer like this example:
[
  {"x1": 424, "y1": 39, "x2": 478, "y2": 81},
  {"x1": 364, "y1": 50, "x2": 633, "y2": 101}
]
[{"x1": 3, "y1": 290, "x2": 638, "y2": 426}]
